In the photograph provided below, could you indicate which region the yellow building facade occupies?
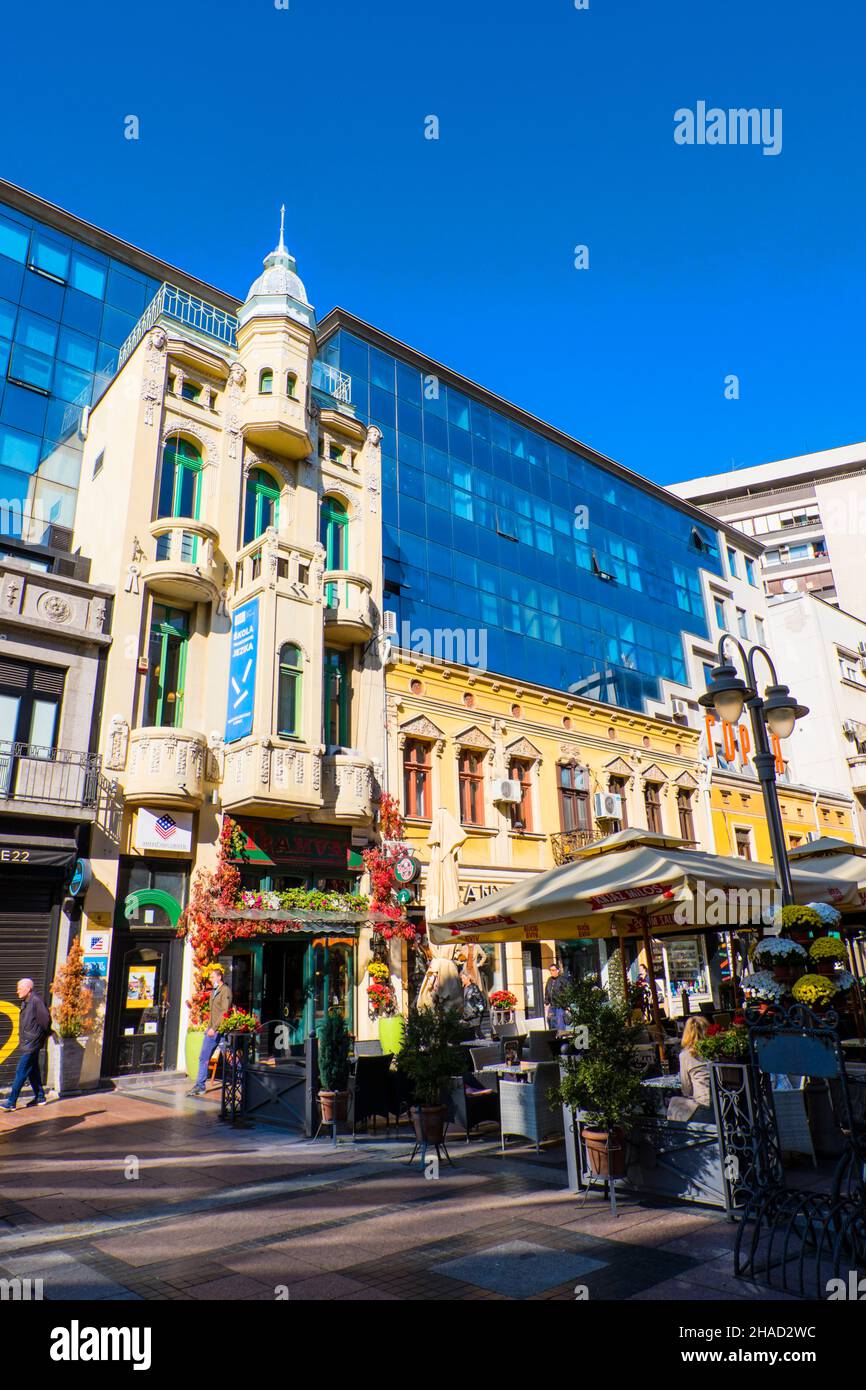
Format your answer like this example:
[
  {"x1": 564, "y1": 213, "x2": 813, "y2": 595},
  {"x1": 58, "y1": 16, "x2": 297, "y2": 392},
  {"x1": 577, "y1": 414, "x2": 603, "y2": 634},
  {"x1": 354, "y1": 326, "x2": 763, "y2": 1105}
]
[{"x1": 385, "y1": 653, "x2": 711, "y2": 1015}]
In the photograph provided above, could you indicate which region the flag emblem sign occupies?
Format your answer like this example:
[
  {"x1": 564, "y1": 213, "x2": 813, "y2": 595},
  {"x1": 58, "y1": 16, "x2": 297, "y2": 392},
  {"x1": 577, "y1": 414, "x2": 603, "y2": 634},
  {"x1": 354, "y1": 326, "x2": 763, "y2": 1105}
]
[{"x1": 153, "y1": 814, "x2": 177, "y2": 841}]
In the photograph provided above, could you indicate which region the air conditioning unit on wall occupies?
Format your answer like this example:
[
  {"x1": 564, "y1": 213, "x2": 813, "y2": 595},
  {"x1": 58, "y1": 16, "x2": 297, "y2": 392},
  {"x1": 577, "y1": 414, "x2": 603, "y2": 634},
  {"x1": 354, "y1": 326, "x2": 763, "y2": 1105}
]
[
  {"x1": 594, "y1": 792, "x2": 622, "y2": 820},
  {"x1": 671, "y1": 698, "x2": 689, "y2": 717},
  {"x1": 494, "y1": 779, "x2": 522, "y2": 804}
]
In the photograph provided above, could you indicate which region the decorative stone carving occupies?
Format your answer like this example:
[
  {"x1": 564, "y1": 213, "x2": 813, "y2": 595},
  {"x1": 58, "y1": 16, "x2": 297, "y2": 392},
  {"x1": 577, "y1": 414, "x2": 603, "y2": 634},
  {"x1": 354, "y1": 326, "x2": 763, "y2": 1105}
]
[
  {"x1": 125, "y1": 563, "x2": 141, "y2": 595},
  {"x1": 506, "y1": 736, "x2": 542, "y2": 762},
  {"x1": 400, "y1": 714, "x2": 446, "y2": 742},
  {"x1": 162, "y1": 420, "x2": 218, "y2": 470},
  {"x1": 3, "y1": 577, "x2": 21, "y2": 612},
  {"x1": 454, "y1": 724, "x2": 495, "y2": 753},
  {"x1": 88, "y1": 598, "x2": 107, "y2": 633},
  {"x1": 37, "y1": 592, "x2": 72, "y2": 624},
  {"x1": 141, "y1": 329, "x2": 167, "y2": 426},
  {"x1": 310, "y1": 541, "x2": 326, "y2": 599},
  {"x1": 106, "y1": 715, "x2": 129, "y2": 771}
]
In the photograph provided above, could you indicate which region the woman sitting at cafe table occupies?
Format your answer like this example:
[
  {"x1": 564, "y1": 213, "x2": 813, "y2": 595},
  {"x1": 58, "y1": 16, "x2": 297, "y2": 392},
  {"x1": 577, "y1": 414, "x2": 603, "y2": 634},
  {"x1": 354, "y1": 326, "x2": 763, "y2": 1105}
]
[{"x1": 666, "y1": 1016, "x2": 713, "y2": 1122}]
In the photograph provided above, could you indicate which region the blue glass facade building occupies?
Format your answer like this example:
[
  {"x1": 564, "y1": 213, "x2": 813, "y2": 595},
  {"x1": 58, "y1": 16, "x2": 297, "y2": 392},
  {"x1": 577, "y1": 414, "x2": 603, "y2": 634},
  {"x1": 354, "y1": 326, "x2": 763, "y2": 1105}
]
[
  {"x1": 0, "y1": 182, "x2": 728, "y2": 713},
  {"x1": 320, "y1": 318, "x2": 724, "y2": 711},
  {"x1": 0, "y1": 194, "x2": 166, "y2": 533}
]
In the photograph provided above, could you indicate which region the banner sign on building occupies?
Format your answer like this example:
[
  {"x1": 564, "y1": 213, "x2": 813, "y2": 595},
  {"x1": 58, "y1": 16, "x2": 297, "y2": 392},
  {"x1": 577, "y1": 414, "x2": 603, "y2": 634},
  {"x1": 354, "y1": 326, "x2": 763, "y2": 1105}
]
[
  {"x1": 134, "y1": 808, "x2": 193, "y2": 853},
  {"x1": 225, "y1": 599, "x2": 259, "y2": 743}
]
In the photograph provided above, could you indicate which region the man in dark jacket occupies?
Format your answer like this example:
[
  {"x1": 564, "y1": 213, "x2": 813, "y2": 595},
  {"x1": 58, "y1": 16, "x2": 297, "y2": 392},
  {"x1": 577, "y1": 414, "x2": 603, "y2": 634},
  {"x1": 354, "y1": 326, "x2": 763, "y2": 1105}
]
[
  {"x1": 188, "y1": 964, "x2": 232, "y2": 1097},
  {"x1": 1, "y1": 979, "x2": 51, "y2": 1111},
  {"x1": 544, "y1": 963, "x2": 572, "y2": 1032}
]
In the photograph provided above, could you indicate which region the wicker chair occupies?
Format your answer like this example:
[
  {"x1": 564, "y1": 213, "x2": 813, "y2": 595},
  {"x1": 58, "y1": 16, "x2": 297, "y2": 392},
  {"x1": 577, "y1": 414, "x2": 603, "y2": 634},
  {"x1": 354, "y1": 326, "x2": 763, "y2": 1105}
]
[{"x1": 499, "y1": 1062, "x2": 564, "y2": 1152}]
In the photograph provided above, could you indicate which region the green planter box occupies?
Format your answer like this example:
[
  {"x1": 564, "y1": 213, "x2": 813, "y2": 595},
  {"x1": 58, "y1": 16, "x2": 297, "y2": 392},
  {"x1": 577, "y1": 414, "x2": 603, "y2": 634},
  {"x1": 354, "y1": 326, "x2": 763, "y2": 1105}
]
[
  {"x1": 378, "y1": 1016, "x2": 405, "y2": 1056},
  {"x1": 185, "y1": 1030, "x2": 205, "y2": 1080}
]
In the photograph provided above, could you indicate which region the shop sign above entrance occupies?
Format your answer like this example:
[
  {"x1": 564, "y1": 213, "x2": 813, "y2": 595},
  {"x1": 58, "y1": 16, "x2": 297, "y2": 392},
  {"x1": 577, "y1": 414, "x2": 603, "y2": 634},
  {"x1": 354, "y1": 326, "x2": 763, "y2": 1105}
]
[
  {"x1": 232, "y1": 818, "x2": 352, "y2": 870},
  {"x1": 134, "y1": 809, "x2": 193, "y2": 854},
  {"x1": 68, "y1": 858, "x2": 92, "y2": 897}
]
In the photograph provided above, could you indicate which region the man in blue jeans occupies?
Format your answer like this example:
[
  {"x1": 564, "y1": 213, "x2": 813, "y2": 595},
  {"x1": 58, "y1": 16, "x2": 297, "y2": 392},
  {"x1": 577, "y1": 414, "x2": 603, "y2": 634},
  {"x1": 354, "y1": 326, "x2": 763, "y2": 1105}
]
[
  {"x1": 1, "y1": 979, "x2": 51, "y2": 1112},
  {"x1": 188, "y1": 964, "x2": 232, "y2": 1097}
]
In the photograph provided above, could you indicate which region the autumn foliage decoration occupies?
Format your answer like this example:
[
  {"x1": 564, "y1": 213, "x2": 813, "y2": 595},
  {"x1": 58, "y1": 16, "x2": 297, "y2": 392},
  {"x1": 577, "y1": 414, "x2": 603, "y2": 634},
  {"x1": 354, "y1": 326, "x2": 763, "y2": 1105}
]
[
  {"x1": 50, "y1": 937, "x2": 94, "y2": 1038},
  {"x1": 362, "y1": 792, "x2": 424, "y2": 945}
]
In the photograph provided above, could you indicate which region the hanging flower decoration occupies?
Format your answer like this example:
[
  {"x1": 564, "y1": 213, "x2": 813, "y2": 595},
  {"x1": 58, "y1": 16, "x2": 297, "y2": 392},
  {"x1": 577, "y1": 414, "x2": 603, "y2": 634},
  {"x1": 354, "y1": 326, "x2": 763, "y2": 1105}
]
[
  {"x1": 367, "y1": 961, "x2": 391, "y2": 983},
  {"x1": 367, "y1": 979, "x2": 397, "y2": 1017}
]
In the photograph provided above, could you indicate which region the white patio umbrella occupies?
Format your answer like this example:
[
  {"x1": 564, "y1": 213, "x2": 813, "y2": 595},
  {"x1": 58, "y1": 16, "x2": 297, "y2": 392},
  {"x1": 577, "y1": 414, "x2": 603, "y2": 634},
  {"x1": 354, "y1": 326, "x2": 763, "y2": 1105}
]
[
  {"x1": 416, "y1": 809, "x2": 468, "y2": 1010},
  {"x1": 428, "y1": 829, "x2": 855, "y2": 945}
]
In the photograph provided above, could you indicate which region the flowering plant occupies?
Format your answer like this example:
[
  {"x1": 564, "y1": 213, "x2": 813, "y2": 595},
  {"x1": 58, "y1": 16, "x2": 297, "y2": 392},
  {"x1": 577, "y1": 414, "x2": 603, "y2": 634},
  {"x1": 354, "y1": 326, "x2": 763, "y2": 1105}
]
[
  {"x1": 792, "y1": 973, "x2": 838, "y2": 1008},
  {"x1": 695, "y1": 1024, "x2": 750, "y2": 1062},
  {"x1": 837, "y1": 971, "x2": 855, "y2": 992},
  {"x1": 217, "y1": 1009, "x2": 261, "y2": 1035},
  {"x1": 753, "y1": 937, "x2": 807, "y2": 965},
  {"x1": 239, "y1": 887, "x2": 367, "y2": 914},
  {"x1": 367, "y1": 961, "x2": 390, "y2": 982},
  {"x1": 489, "y1": 990, "x2": 518, "y2": 1010},
  {"x1": 367, "y1": 980, "x2": 396, "y2": 1017},
  {"x1": 772, "y1": 904, "x2": 823, "y2": 933},
  {"x1": 808, "y1": 936, "x2": 847, "y2": 963},
  {"x1": 362, "y1": 792, "x2": 424, "y2": 944},
  {"x1": 805, "y1": 902, "x2": 842, "y2": 929},
  {"x1": 742, "y1": 971, "x2": 785, "y2": 1003},
  {"x1": 50, "y1": 938, "x2": 94, "y2": 1038}
]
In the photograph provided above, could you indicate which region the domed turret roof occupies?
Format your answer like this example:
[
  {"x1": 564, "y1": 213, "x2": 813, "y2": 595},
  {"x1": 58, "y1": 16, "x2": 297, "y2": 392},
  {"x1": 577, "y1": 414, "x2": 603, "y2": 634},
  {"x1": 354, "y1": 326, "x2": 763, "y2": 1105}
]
[{"x1": 238, "y1": 206, "x2": 316, "y2": 331}]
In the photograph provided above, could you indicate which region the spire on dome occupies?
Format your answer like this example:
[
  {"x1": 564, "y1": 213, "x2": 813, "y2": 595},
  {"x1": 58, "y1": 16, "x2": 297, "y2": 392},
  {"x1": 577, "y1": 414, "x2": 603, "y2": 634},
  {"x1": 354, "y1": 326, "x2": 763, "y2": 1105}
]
[{"x1": 238, "y1": 204, "x2": 316, "y2": 331}]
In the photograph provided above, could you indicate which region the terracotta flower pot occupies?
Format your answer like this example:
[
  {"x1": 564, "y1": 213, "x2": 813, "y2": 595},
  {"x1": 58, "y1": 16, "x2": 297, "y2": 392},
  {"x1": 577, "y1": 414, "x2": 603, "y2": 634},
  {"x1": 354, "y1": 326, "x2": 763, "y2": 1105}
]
[
  {"x1": 319, "y1": 1090, "x2": 348, "y2": 1124},
  {"x1": 411, "y1": 1104, "x2": 446, "y2": 1144},
  {"x1": 582, "y1": 1126, "x2": 627, "y2": 1176}
]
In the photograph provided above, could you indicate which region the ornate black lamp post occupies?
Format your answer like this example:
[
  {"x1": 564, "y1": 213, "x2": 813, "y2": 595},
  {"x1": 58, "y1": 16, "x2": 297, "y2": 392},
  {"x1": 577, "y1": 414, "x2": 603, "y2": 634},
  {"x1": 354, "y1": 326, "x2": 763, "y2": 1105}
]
[{"x1": 698, "y1": 635, "x2": 808, "y2": 905}]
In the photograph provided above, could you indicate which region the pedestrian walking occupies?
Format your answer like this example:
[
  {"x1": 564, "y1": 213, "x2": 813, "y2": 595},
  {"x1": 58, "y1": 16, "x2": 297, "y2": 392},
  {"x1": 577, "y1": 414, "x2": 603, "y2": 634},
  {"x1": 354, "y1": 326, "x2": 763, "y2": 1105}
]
[
  {"x1": 544, "y1": 962, "x2": 571, "y2": 1032},
  {"x1": 1, "y1": 979, "x2": 52, "y2": 1112},
  {"x1": 187, "y1": 964, "x2": 232, "y2": 1097}
]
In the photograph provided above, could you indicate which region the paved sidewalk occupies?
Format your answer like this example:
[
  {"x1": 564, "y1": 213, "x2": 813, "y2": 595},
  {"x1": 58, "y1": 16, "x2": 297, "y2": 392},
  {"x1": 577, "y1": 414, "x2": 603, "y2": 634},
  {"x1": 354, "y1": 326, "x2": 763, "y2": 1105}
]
[{"x1": 0, "y1": 1081, "x2": 789, "y2": 1301}]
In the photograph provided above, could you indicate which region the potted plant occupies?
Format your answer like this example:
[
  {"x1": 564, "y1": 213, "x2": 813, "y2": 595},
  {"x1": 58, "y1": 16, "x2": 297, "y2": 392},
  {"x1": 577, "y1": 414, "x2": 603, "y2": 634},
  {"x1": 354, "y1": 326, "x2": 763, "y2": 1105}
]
[
  {"x1": 548, "y1": 978, "x2": 642, "y2": 1177},
  {"x1": 49, "y1": 938, "x2": 94, "y2": 1096},
  {"x1": 808, "y1": 936, "x2": 848, "y2": 977},
  {"x1": 792, "y1": 973, "x2": 839, "y2": 1011},
  {"x1": 695, "y1": 1018, "x2": 750, "y2": 1087},
  {"x1": 741, "y1": 970, "x2": 786, "y2": 1010},
  {"x1": 489, "y1": 989, "x2": 517, "y2": 1027},
  {"x1": 317, "y1": 1008, "x2": 351, "y2": 1124},
  {"x1": 771, "y1": 903, "x2": 823, "y2": 946},
  {"x1": 399, "y1": 1001, "x2": 466, "y2": 1143},
  {"x1": 752, "y1": 936, "x2": 807, "y2": 984}
]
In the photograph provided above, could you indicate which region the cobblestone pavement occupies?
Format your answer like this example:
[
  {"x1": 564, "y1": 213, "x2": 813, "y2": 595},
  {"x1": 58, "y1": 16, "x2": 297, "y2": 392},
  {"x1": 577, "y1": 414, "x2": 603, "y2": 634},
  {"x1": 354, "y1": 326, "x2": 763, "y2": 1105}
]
[{"x1": 0, "y1": 1080, "x2": 794, "y2": 1302}]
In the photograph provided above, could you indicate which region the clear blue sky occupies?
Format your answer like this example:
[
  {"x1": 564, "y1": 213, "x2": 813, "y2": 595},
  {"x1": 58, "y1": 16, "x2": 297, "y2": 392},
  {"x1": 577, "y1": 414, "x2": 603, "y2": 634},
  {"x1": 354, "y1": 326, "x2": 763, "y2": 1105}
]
[{"x1": 3, "y1": 0, "x2": 864, "y2": 483}]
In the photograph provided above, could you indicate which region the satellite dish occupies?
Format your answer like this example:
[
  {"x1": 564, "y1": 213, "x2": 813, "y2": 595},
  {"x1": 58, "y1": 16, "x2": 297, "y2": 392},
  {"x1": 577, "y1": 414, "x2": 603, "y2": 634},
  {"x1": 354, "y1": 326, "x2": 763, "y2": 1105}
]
[{"x1": 782, "y1": 578, "x2": 798, "y2": 594}]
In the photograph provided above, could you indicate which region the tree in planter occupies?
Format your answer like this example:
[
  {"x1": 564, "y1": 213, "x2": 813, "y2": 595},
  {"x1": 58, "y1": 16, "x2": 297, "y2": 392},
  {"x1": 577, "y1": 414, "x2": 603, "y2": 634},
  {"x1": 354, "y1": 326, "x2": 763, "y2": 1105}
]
[
  {"x1": 50, "y1": 938, "x2": 93, "y2": 1039},
  {"x1": 399, "y1": 1001, "x2": 465, "y2": 1141},
  {"x1": 318, "y1": 1008, "x2": 352, "y2": 1124},
  {"x1": 548, "y1": 977, "x2": 643, "y2": 1175},
  {"x1": 49, "y1": 937, "x2": 94, "y2": 1096}
]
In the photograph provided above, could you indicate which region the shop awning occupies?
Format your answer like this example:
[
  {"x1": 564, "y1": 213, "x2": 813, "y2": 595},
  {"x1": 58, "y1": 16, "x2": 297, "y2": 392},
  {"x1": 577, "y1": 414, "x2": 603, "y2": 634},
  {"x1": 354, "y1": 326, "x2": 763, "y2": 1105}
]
[
  {"x1": 0, "y1": 832, "x2": 78, "y2": 870},
  {"x1": 428, "y1": 829, "x2": 856, "y2": 943}
]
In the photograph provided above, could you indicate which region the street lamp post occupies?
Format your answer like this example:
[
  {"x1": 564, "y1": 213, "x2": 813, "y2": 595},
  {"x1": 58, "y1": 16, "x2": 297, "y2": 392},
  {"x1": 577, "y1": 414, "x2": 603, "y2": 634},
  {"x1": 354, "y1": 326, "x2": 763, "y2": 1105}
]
[{"x1": 698, "y1": 635, "x2": 808, "y2": 906}]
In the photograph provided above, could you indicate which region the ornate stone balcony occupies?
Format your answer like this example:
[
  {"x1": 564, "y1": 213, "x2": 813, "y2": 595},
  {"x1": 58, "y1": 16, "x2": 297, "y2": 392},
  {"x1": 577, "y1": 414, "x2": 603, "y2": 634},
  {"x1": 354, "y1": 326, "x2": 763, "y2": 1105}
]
[
  {"x1": 311, "y1": 753, "x2": 375, "y2": 825},
  {"x1": 322, "y1": 571, "x2": 374, "y2": 645},
  {"x1": 848, "y1": 756, "x2": 866, "y2": 792},
  {"x1": 124, "y1": 727, "x2": 208, "y2": 808},
  {"x1": 221, "y1": 738, "x2": 323, "y2": 816},
  {"x1": 241, "y1": 390, "x2": 312, "y2": 460},
  {"x1": 143, "y1": 518, "x2": 221, "y2": 604}
]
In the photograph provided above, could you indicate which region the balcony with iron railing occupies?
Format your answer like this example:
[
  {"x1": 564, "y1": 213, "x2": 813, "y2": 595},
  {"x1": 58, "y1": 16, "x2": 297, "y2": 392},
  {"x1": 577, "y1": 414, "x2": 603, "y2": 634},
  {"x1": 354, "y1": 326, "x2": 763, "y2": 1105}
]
[
  {"x1": 0, "y1": 743, "x2": 102, "y2": 815},
  {"x1": 550, "y1": 826, "x2": 698, "y2": 863}
]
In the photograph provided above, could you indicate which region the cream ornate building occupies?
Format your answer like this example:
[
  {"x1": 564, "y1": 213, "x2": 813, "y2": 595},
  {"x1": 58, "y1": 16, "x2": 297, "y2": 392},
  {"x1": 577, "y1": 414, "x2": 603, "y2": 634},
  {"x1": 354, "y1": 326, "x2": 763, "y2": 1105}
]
[{"x1": 66, "y1": 223, "x2": 385, "y2": 1079}]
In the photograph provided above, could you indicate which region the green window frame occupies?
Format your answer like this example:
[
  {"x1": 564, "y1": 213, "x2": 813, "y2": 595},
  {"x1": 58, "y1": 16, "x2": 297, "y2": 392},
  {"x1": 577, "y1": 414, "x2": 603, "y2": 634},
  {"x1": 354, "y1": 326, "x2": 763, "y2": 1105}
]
[
  {"x1": 157, "y1": 437, "x2": 202, "y2": 522},
  {"x1": 320, "y1": 496, "x2": 348, "y2": 606},
  {"x1": 259, "y1": 368, "x2": 273, "y2": 394},
  {"x1": 324, "y1": 647, "x2": 350, "y2": 747},
  {"x1": 144, "y1": 605, "x2": 189, "y2": 728},
  {"x1": 277, "y1": 643, "x2": 302, "y2": 738},
  {"x1": 244, "y1": 468, "x2": 280, "y2": 546}
]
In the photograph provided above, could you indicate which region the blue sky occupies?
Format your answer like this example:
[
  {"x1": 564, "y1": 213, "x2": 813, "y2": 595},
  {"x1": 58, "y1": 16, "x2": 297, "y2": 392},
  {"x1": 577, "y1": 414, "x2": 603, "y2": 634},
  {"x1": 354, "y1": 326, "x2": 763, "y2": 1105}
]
[{"x1": 3, "y1": 0, "x2": 864, "y2": 484}]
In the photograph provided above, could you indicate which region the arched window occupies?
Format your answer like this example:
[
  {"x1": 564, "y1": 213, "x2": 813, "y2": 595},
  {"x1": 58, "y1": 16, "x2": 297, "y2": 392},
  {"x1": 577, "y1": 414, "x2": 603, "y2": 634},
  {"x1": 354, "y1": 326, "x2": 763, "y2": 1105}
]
[
  {"x1": 157, "y1": 437, "x2": 202, "y2": 520},
  {"x1": 243, "y1": 468, "x2": 280, "y2": 545},
  {"x1": 319, "y1": 496, "x2": 348, "y2": 605},
  {"x1": 277, "y1": 644, "x2": 302, "y2": 738},
  {"x1": 259, "y1": 368, "x2": 273, "y2": 395},
  {"x1": 286, "y1": 372, "x2": 297, "y2": 398}
]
